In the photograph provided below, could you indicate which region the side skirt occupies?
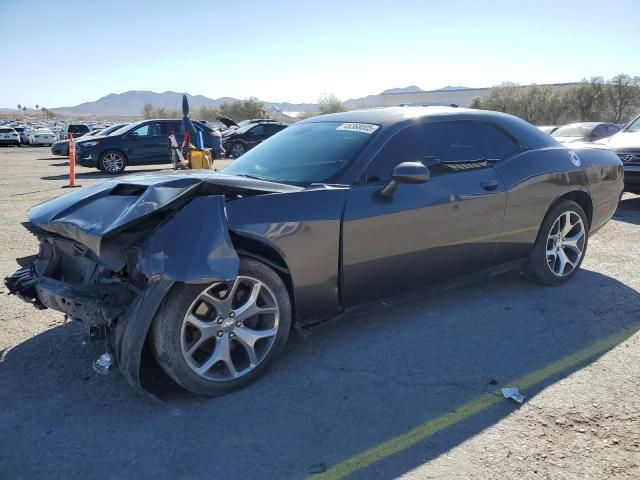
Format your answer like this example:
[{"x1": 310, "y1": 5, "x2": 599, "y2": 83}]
[{"x1": 300, "y1": 258, "x2": 527, "y2": 334}]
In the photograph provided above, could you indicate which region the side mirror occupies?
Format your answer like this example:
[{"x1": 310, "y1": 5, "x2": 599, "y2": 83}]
[{"x1": 381, "y1": 162, "x2": 430, "y2": 197}]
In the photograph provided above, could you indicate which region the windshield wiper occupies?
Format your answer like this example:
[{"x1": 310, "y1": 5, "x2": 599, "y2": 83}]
[{"x1": 232, "y1": 173, "x2": 271, "y2": 181}]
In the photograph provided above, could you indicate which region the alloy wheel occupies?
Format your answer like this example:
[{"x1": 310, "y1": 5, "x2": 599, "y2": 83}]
[
  {"x1": 102, "y1": 152, "x2": 124, "y2": 173},
  {"x1": 180, "y1": 276, "x2": 280, "y2": 381},
  {"x1": 546, "y1": 211, "x2": 586, "y2": 277},
  {"x1": 231, "y1": 144, "x2": 245, "y2": 158}
]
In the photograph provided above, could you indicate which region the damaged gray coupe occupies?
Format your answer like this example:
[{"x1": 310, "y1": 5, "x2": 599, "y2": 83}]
[{"x1": 6, "y1": 107, "x2": 624, "y2": 396}]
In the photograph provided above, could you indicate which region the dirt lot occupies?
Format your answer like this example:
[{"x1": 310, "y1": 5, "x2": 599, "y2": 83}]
[{"x1": 1, "y1": 147, "x2": 639, "y2": 480}]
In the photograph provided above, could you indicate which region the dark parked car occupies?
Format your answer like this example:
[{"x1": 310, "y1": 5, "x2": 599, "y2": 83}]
[
  {"x1": 5, "y1": 107, "x2": 623, "y2": 396},
  {"x1": 51, "y1": 124, "x2": 128, "y2": 156},
  {"x1": 551, "y1": 122, "x2": 621, "y2": 144},
  {"x1": 74, "y1": 119, "x2": 223, "y2": 173},
  {"x1": 60, "y1": 123, "x2": 91, "y2": 140},
  {"x1": 219, "y1": 120, "x2": 287, "y2": 157}
]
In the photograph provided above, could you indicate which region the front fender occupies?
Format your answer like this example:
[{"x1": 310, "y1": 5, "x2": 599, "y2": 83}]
[
  {"x1": 137, "y1": 195, "x2": 239, "y2": 283},
  {"x1": 118, "y1": 195, "x2": 240, "y2": 394}
]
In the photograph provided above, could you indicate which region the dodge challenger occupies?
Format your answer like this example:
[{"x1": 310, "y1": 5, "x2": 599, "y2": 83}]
[{"x1": 5, "y1": 107, "x2": 624, "y2": 396}]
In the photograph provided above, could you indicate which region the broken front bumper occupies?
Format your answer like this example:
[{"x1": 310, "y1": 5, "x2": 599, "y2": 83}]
[
  {"x1": 5, "y1": 266, "x2": 133, "y2": 325},
  {"x1": 4, "y1": 254, "x2": 173, "y2": 395}
]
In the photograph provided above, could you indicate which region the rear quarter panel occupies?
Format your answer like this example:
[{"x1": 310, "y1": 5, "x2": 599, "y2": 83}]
[
  {"x1": 573, "y1": 147, "x2": 624, "y2": 231},
  {"x1": 494, "y1": 147, "x2": 592, "y2": 262}
]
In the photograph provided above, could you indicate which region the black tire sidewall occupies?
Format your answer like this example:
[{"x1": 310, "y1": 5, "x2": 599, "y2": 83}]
[
  {"x1": 151, "y1": 257, "x2": 292, "y2": 396},
  {"x1": 526, "y1": 200, "x2": 589, "y2": 286}
]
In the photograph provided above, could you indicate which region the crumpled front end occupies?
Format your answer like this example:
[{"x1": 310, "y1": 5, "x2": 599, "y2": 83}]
[{"x1": 4, "y1": 173, "x2": 293, "y2": 393}]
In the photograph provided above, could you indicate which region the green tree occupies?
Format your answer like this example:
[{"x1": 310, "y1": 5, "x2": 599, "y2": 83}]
[
  {"x1": 143, "y1": 103, "x2": 155, "y2": 119},
  {"x1": 605, "y1": 74, "x2": 640, "y2": 123},
  {"x1": 566, "y1": 77, "x2": 606, "y2": 121},
  {"x1": 218, "y1": 97, "x2": 267, "y2": 122},
  {"x1": 318, "y1": 93, "x2": 346, "y2": 114},
  {"x1": 518, "y1": 84, "x2": 553, "y2": 124}
]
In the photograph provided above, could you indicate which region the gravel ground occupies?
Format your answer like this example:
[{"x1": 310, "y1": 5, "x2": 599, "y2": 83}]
[{"x1": 0, "y1": 147, "x2": 639, "y2": 479}]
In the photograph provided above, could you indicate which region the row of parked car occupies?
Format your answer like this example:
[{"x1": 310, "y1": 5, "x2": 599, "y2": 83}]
[
  {"x1": 47, "y1": 117, "x2": 288, "y2": 174},
  {"x1": 0, "y1": 120, "x2": 116, "y2": 147},
  {"x1": 538, "y1": 122, "x2": 624, "y2": 143},
  {"x1": 539, "y1": 118, "x2": 640, "y2": 194}
]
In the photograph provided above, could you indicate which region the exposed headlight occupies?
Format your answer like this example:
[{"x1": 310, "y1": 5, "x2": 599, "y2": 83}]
[{"x1": 81, "y1": 140, "x2": 100, "y2": 147}]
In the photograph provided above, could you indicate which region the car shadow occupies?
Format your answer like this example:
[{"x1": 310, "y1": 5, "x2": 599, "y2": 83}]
[
  {"x1": 613, "y1": 193, "x2": 640, "y2": 226},
  {"x1": 40, "y1": 168, "x2": 169, "y2": 181},
  {"x1": 0, "y1": 269, "x2": 638, "y2": 479}
]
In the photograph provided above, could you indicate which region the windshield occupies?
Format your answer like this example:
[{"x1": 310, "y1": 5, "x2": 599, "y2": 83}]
[
  {"x1": 552, "y1": 125, "x2": 593, "y2": 137},
  {"x1": 110, "y1": 122, "x2": 139, "y2": 137},
  {"x1": 222, "y1": 121, "x2": 379, "y2": 185},
  {"x1": 625, "y1": 115, "x2": 640, "y2": 133}
]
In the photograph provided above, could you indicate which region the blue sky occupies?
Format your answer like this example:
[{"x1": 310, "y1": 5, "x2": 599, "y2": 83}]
[{"x1": 1, "y1": 0, "x2": 638, "y2": 108}]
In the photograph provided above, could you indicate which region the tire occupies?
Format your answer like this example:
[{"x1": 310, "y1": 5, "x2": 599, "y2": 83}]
[
  {"x1": 230, "y1": 142, "x2": 246, "y2": 158},
  {"x1": 98, "y1": 150, "x2": 126, "y2": 174},
  {"x1": 525, "y1": 200, "x2": 589, "y2": 286},
  {"x1": 151, "y1": 257, "x2": 292, "y2": 396}
]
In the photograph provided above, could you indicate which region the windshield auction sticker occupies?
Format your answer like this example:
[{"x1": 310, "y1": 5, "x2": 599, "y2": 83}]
[{"x1": 336, "y1": 123, "x2": 380, "y2": 134}]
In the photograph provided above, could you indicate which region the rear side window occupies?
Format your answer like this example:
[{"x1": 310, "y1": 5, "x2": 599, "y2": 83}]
[
  {"x1": 367, "y1": 121, "x2": 521, "y2": 182},
  {"x1": 265, "y1": 124, "x2": 286, "y2": 134},
  {"x1": 68, "y1": 124, "x2": 89, "y2": 134},
  {"x1": 249, "y1": 125, "x2": 266, "y2": 135}
]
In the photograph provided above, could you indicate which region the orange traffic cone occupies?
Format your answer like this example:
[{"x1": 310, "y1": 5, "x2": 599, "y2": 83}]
[{"x1": 62, "y1": 133, "x2": 81, "y2": 189}]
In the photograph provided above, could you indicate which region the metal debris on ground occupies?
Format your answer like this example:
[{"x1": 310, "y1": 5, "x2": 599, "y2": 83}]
[
  {"x1": 93, "y1": 352, "x2": 114, "y2": 375},
  {"x1": 502, "y1": 387, "x2": 525, "y2": 403}
]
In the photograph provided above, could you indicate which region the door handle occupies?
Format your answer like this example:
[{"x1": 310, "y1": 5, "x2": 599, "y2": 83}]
[{"x1": 480, "y1": 180, "x2": 499, "y2": 191}]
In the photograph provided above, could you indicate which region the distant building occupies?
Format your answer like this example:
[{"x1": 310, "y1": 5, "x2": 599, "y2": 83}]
[{"x1": 380, "y1": 83, "x2": 579, "y2": 108}]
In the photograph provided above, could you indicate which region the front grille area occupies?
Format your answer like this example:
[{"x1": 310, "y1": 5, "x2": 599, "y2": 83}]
[{"x1": 616, "y1": 151, "x2": 640, "y2": 164}]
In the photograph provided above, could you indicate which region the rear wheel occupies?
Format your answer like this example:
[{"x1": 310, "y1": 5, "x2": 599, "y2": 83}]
[
  {"x1": 151, "y1": 258, "x2": 292, "y2": 396},
  {"x1": 525, "y1": 200, "x2": 588, "y2": 285},
  {"x1": 98, "y1": 150, "x2": 126, "y2": 174}
]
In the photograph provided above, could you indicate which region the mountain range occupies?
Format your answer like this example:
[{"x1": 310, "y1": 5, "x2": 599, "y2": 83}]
[{"x1": 3, "y1": 85, "x2": 472, "y2": 117}]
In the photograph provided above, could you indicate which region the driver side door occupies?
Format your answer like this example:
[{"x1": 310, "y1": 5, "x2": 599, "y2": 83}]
[
  {"x1": 342, "y1": 121, "x2": 517, "y2": 307},
  {"x1": 124, "y1": 122, "x2": 165, "y2": 163}
]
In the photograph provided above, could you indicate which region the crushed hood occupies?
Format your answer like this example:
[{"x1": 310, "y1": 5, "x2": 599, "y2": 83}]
[{"x1": 28, "y1": 171, "x2": 302, "y2": 257}]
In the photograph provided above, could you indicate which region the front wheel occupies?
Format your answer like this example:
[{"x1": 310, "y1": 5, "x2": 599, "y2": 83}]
[
  {"x1": 230, "y1": 142, "x2": 246, "y2": 158},
  {"x1": 98, "y1": 150, "x2": 126, "y2": 174},
  {"x1": 151, "y1": 258, "x2": 292, "y2": 396},
  {"x1": 525, "y1": 200, "x2": 589, "y2": 286}
]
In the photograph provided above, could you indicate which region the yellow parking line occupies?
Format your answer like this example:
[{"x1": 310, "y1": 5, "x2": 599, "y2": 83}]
[{"x1": 312, "y1": 327, "x2": 638, "y2": 480}]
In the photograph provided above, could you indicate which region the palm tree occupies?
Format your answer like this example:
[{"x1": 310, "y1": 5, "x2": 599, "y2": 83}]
[
  {"x1": 35, "y1": 104, "x2": 39, "y2": 116},
  {"x1": 41, "y1": 107, "x2": 46, "y2": 118},
  {"x1": 22, "y1": 106, "x2": 27, "y2": 115},
  {"x1": 17, "y1": 104, "x2": 21, "y2": 114}
]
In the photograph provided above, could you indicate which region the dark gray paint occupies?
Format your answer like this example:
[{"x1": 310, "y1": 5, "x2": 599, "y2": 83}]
[{"x1": 5, "y1": 107, "x2": 624, "y2": 393}]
